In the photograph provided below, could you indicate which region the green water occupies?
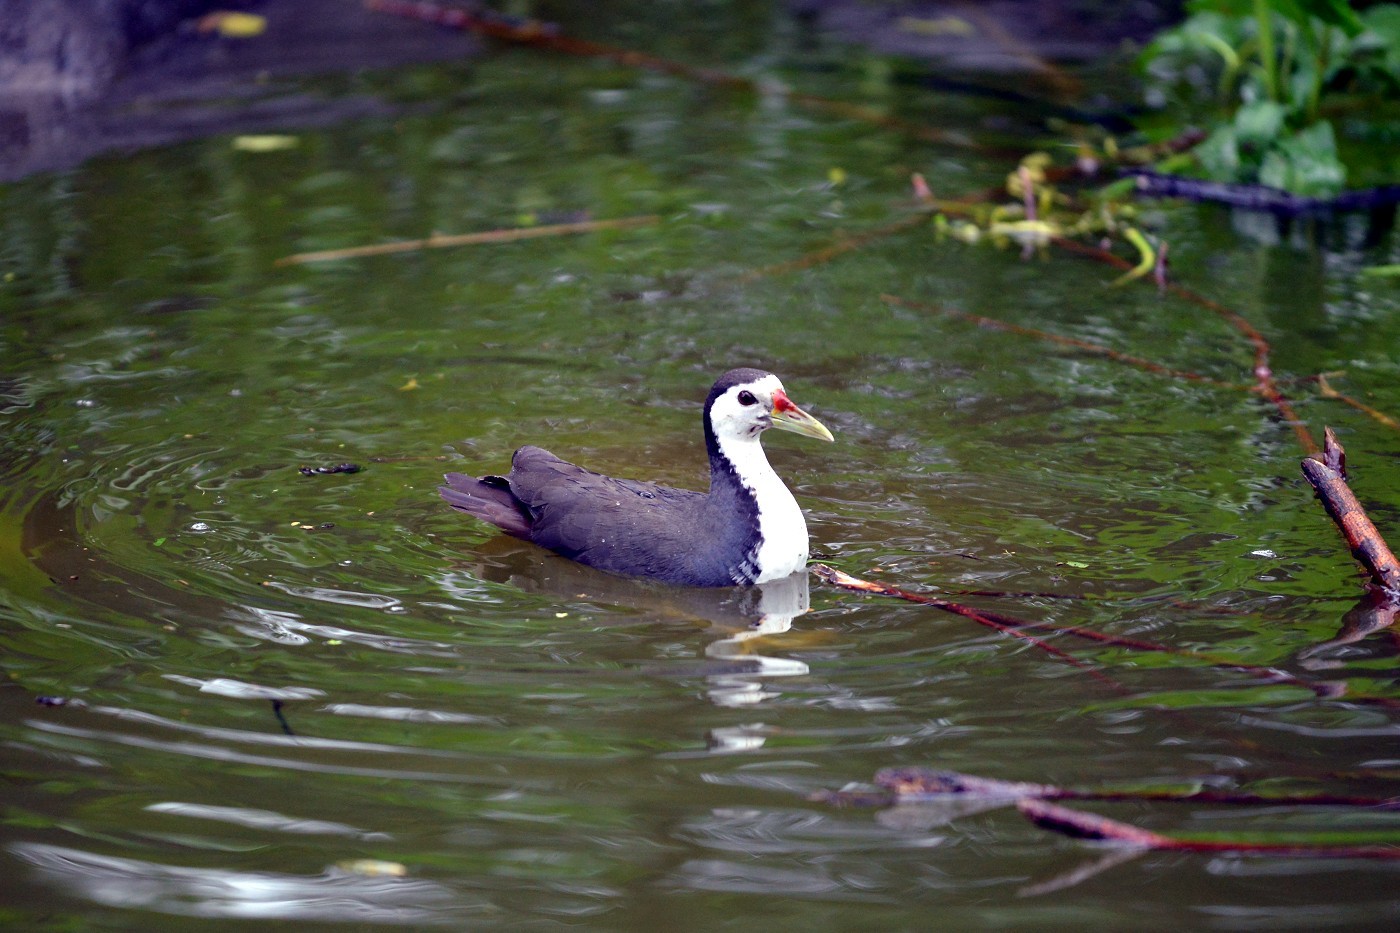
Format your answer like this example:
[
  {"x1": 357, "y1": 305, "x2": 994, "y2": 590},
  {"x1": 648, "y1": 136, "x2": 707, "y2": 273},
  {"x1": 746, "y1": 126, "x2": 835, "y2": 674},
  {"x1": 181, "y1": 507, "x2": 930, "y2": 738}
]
[{"x1": 4, "y1": 13, "x2": 1400, "y2": 931}]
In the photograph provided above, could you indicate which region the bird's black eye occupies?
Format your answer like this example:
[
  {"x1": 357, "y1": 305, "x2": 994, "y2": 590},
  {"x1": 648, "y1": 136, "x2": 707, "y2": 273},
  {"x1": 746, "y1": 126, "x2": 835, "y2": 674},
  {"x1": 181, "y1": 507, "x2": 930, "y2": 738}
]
[{"x1": 737, "y1": 390, "x2": 758, "y2": 406}]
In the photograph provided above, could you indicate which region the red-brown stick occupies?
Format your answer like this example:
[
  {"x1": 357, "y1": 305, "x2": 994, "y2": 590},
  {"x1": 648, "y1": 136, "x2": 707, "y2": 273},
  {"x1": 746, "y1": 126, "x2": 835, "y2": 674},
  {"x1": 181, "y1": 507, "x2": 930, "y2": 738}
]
[
  {"x1": 1019, "y1": 799, "x2": 1400, "y2": 859},
  {"x1": 740, "y1": 215, "x2": 928, "y2": 282},
  {"x1": 816, "y1": 766, "x2": 1400, "y2": 811},
  {"x1": 1301, "y1": 430, "x2": 1400, "y2": 595},
  {"x1": 1050, "y1": 236, "x2": 1318, "y2": 454},
  {"x1": 813, "y1": 565, "x2": 1400, "y2": 706},
  {"x1": 881, "y1": 293, "x2": 1237, "y2": 387},
  {"x1": 810, "y1": 564, "x2": 1124, "y2": 690}
]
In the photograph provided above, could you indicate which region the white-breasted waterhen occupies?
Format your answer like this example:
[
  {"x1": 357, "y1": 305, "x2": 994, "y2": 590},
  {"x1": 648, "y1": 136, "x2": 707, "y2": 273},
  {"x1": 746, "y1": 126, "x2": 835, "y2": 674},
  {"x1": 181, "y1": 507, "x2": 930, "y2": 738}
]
[{"x1": 439, "y1": 368, "x2": 833, "y2": 586}]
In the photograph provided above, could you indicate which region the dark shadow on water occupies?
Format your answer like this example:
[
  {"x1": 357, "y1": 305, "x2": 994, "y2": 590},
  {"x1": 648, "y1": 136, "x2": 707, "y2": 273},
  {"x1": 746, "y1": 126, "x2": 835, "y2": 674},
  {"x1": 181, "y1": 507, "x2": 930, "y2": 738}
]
[{"x1": 1, "y1": 0, "x2": 479, "y2": 181}]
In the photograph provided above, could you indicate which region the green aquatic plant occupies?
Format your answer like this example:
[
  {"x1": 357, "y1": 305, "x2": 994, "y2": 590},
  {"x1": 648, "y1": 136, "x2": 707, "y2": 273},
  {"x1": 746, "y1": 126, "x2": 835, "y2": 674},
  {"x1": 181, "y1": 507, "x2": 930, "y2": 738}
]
[{"x1": 1139, "y1": 0, "x2": 1400, "y2": 195}]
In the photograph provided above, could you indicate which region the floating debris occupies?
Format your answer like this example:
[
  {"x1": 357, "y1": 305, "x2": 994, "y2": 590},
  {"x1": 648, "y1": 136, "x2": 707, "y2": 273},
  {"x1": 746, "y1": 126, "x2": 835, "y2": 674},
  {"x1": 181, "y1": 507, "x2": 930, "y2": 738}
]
[{"x1": 299, "y1": 463, "x2": 362, "y2": 476}]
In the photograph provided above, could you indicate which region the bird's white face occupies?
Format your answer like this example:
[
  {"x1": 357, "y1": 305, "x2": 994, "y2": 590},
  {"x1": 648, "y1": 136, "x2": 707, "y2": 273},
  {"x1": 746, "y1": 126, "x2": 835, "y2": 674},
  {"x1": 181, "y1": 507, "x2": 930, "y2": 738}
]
[
  {"x1": 708, "y1": 374, "x2": 835, "y2": 445},
  {"x1": 708, "y1": 374, "x2": 787, "y2": 442}
]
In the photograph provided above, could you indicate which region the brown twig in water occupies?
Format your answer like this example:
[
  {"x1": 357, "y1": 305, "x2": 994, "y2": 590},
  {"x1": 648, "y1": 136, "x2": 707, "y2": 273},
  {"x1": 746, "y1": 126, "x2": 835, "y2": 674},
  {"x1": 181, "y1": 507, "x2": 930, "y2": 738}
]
[
  {"x1": 814, "y1": 766, "x2": 1400, "y2": 811},
  {"x1": 1019, "y1": 798, "x2": 1400, "y2": 859},
  {"x1": 739, "y1": 214, "x2": 928, "y2": 282},
  {"x1": 274, "y1": 215, "x2": 660, "y2": 266},
  {"x1": 953, "y1": 2, "x2": 1083, "y2": 98},
  {"x1": 366, "y1": 0, "x2": 749, "y2": 88},
  {"x1": 809, "y1": 564, "x2": 1125, "y2": 690},
  {"x1": 881, "y1": 293, "x2": 1238, "y2": 387},
  {"x1": 915, "y1": 180, "x2": 1394, "y2": 435},
  {"x1": 814, "y1": 564, "x2": 1400, "y2": 707},
  {"x1": 1050, "y1": 236, "x2": 1319, "y2": 454},
  {"x1": 1316, "y1": 375, "x2": 1400, "y2": 430},
  {"x1": 1301, "y1": 429, "x2": 1400, "y2": 597},
  {"x1": 787, "y1": 93, "x2": 998, "y2": 153}
]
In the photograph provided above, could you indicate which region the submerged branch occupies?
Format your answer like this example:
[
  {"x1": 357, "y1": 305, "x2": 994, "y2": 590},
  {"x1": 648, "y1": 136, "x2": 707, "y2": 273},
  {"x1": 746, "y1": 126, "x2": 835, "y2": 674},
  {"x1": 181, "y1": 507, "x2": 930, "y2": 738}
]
[
  {"x1": 882, "y1": 183, "x2": 1339, "y2": 457},
  {"x1": 813, "y1": 766, "x2": 1400, "y2": 811},
  {"x1": 809, "y1": 564, "x2": 1124, "y2": 690},
  {"x1": 274, "y1": 215, "x2": 660, "y2": 266},
  {"x1": 1126, "y1": 170, "x2": 1400, "y2": 217},
  {"x1": 1019, "y1": 799, "x2": 1400, "y2": 859},
  {"x1": 880, "y1": 293, "x2": 1236, "y2": 387},
  {"x1": 1316, "y1": 375, "x2": 1400, "y2": 430},
  {"x1": 740, "y1": 214, "x2": 928, "y2": 282},
  {"x1": 1050, "y1": 236, "x2": 1319, "y2": 453},
  {"x1": 812, "y1": 565, "x2": 1400, "y2": 706}
]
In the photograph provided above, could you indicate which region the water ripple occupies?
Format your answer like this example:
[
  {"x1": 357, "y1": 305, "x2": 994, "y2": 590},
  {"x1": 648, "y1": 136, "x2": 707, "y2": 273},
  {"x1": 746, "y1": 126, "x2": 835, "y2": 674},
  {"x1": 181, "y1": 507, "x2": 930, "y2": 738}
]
[
  {"x1": 261, "y1": 580, "x2": 403, "y2": 610},
  {"x1": 26, "y1": 719, "x2": 483, "y2": 783},
  {"x1": 323, "y1": 703, "x2": 501, "y2": 725},
  {"x1": 666, "y1": 857, "x2": 890, "y2": 901},
  {"x1": 11, "y1": 842, "x2": 471, "y2": 924},
  {"x1": 144, "y1": 802, "x2": 391, "y2": 840},
  {"x1": 228, "y1": 606, "x2": 459, "y2": 655},
  {"x1": 163, "y1": 674, "x2": 326, "y2": 701}
]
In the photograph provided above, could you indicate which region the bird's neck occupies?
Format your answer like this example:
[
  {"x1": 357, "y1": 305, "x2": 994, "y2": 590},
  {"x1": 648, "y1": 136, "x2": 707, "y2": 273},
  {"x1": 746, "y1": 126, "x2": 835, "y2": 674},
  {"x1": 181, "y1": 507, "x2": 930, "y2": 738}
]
[{"x1": 708, "y1": 429, "x2": 777, "y2": 499}]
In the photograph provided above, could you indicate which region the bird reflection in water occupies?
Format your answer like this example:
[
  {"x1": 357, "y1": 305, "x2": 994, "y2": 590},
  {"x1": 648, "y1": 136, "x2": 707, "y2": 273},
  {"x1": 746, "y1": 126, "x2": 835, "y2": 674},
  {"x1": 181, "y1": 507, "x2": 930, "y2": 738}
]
[{"x1": 441, "y1": 538, "x2": 815, "y2": 744}]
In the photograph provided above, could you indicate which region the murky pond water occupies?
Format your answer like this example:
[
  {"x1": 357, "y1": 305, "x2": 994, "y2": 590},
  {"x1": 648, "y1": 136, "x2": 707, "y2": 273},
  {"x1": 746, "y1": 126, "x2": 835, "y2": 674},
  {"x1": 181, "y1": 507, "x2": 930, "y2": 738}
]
[{"x1": 4, "y1": 8, "x2": 1400, "y2": 930}]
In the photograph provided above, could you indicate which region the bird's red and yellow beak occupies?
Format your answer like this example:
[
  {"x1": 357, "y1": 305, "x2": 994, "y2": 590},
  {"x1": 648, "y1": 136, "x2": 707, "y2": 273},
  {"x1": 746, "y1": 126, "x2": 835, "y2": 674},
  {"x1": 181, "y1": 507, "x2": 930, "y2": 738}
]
[{"x1": 770, "y1": 389, "x2": 834, "y2": 442}]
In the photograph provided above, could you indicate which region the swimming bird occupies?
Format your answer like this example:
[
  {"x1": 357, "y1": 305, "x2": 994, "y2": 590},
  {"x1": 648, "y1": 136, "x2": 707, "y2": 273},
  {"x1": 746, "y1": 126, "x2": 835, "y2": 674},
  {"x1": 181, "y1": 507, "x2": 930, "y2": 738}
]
[{"x1": 439, "y1": 368, "x2": 833, "y2": 587}]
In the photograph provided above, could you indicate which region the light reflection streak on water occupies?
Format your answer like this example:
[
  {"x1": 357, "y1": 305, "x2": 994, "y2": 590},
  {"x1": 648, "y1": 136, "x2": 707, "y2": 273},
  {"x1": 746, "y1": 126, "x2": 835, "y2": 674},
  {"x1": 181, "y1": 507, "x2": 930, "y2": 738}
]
[
  {"x1": 53, "y1": 703, "x2": 490, "y2": 757},
  {"x1": 260, "y1": 580, "x2": 404, "y2": 611},
  {"x1": 25, "y1": 719, "x2": 488, "y2": 783},
  {"x1": 1236, "y1": 715, "x2": 1400, "y2": 738},
  {"x1": 163, "y1": 673, "x2": 327, "y2": 700},
  {"x1": 322, "y1": 703, "x2": 501, "y2": 725},
  {"x1": 143, "y1": 802, "x2": 391, "y2": 840},
  {"x1": 11, "y1": 842, "x2": 467, "y2": 924},
  {"x1": 228, "y1": 605, "x2": 460, "y2": 655}
]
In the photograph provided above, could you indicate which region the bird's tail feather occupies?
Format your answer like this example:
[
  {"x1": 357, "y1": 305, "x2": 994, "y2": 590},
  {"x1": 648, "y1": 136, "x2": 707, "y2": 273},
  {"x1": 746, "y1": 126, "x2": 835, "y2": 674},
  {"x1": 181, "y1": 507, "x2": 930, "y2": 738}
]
[{"x1": 439, "y1": 473, "x2": 532, "y2": 538}]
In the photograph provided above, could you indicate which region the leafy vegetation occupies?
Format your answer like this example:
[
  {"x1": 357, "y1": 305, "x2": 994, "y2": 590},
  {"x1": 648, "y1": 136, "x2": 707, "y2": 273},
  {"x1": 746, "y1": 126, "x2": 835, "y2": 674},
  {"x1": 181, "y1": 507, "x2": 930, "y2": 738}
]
[{"x1": 1138, "y1": 0, "x2": 1400, "y2": 194}]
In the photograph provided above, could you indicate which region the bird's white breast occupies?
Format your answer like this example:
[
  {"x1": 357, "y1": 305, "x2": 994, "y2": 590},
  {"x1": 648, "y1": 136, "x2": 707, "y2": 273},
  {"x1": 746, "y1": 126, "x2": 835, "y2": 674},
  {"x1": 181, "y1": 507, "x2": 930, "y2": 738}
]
[{"x1": 717, "y1": 432, "x2": 810, "y2": 583}]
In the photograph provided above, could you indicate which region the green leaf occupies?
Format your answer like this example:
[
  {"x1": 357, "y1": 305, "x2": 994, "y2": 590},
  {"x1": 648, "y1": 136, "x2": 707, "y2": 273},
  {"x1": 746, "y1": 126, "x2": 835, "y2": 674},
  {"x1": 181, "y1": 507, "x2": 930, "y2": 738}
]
[
  {"x1": 1187, "y1": 0, "x2": 1254, "y2": 17},
  {"x1": 1363, "y1": 5, "x2": 1400, "y2": 49},
  {"x1": 1293, "y1": 0, "x2": 1365, "y2": 36},
  {"x1": 1257, "y1": 120, "x2": 1346, "y2": 194},
  {"x1": 1233, "y1": 100, "x2": 1287, "y2": 144},
  {"x1": 1194, "y1": 124, "x2": 1243, "y2": 179},
  {"x1": 1359, "y1": 6, "x2": 1400, "y2": 73}
]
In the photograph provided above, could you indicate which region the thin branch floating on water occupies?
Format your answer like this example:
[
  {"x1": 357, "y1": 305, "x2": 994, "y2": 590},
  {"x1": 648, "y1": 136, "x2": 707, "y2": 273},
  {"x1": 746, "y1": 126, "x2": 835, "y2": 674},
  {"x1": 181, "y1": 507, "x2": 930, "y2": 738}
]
[
  {"x1": 1316, "y1": 374, "x2": 1400, "y2": 430},
  {"x1": 810, "y1": 563, "x2": 1399, "y2": 707},
  {"x1": 1019, "y1": 798, "x2": 1400, "y2": 860},
  {"x1": 880, "y1": 293, "x2": 1235, "y2": 387},
  {"x1": 1049, "y1": 234, "x2": 1319, "y2": 454},
  {"x1": 274, "y1": 215, "x2": 661, "y2": 266},
  {"x1": 739, "y1": 215, "x2": 927, "y2": 282},
  {"x1": 812, "y1": 766, "x2": 1400, "y2": 811}
]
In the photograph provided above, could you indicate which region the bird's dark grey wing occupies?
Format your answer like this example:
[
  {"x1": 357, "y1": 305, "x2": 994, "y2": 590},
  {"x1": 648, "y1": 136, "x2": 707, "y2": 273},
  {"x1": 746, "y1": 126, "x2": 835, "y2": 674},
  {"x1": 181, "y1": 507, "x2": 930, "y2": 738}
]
[{"x1": 504, "y1": 446, "x2": 740, "y2": 585}]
